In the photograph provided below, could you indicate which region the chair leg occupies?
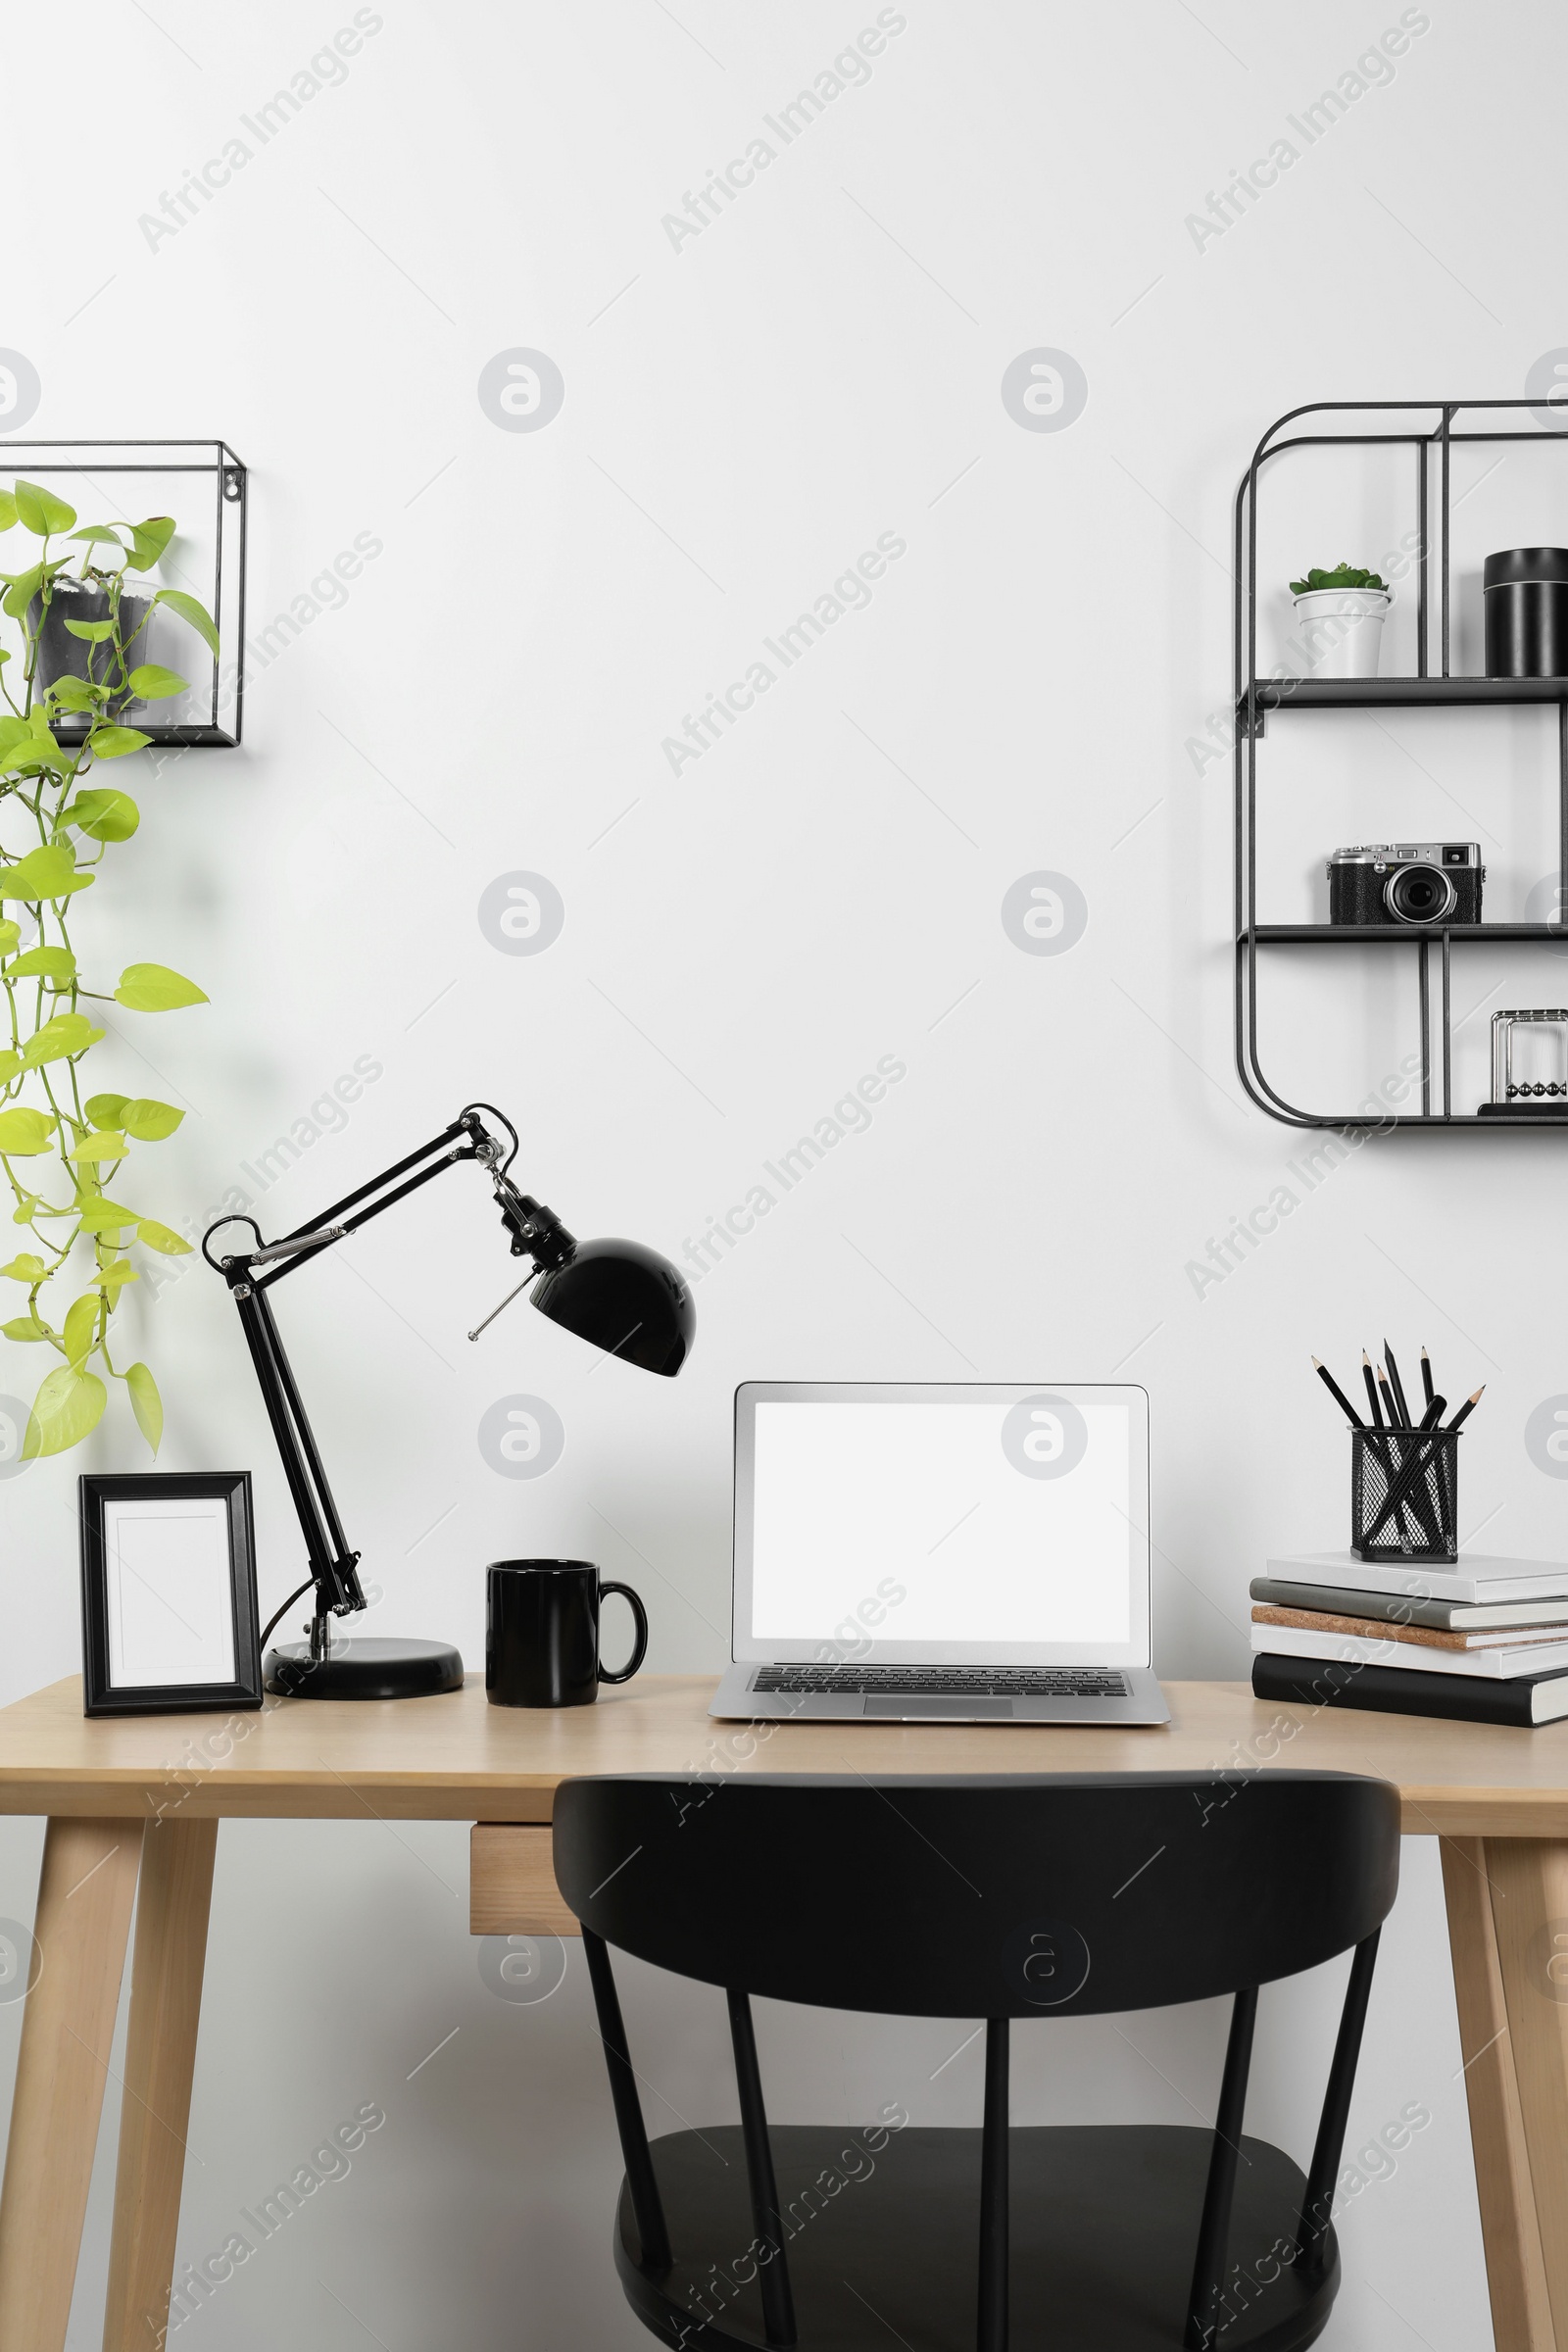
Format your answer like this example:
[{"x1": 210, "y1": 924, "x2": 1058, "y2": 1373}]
[
  {"x1": 582, "y1": 1930, "x2": 670, "y2": 2271},
  {"x1": 727, "y1": 1988, "x2": 797, "y2": 2348},
  {"x1": 1185, "y1": 1985, "x2": 1257, "y2": 2351},
  {"x1": 1296, "y1": 1930, "x2": 1380, "y2": 2268},
  {"x1": 977, "y1": 2019, "x2": 1009, "y2": 2352}
]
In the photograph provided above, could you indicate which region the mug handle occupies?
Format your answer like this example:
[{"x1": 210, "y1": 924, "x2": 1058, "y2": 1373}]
[{"x1": 597, "y1": 1581, "x2": 649, "y2": 1685}]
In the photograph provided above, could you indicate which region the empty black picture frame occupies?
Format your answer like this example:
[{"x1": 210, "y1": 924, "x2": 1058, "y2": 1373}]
[{"x1": 78, "y1": 1472, "x2": 263, "y2": 1717}]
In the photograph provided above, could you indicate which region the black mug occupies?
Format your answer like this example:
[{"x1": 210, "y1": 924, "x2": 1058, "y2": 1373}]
[{"x1": 486, "y1": 1560, "x2": 648, "y2": 1708}]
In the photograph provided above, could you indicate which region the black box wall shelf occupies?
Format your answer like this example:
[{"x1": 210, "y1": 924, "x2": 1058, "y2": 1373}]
[
  {"x1": 0, "y1": 438, "x2": 247, "y2": 748},
  {"x1": 1235, "y1": 398, "x2": 1568, "y2": 1130}
]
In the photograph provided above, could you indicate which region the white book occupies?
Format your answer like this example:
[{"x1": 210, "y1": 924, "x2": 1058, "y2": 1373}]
[
  {"x1": 1252, "y1": 1625, "x2": 1568, "y2": 1683},
  {"x1": 1265, "y1": 1552, "x2": 1568, "y2": 1607}
]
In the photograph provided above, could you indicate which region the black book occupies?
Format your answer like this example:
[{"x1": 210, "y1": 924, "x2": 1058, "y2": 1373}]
[{"x1": 1252, "y1": 1649, "x2": 1568, "y2": 1728}]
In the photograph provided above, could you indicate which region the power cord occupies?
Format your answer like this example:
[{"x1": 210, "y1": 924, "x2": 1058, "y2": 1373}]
[{"x1": 260, "y1": 1578, "x2": 315, "y2": 1652}]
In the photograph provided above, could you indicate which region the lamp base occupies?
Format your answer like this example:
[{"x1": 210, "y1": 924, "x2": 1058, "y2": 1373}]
[{"x1": 265, "y1": 1637, "x2": 465, "y2": 1700}]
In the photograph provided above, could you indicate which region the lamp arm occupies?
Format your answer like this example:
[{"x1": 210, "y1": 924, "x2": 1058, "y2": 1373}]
[{"x1": 201, "y1": 1105, "x2": 570, "y2": 1640}]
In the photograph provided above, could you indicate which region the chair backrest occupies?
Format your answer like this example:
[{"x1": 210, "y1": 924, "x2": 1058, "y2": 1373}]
[
  {"x1": 553, "y1": 1770, "x2": 1399, "y2": 2016},
  {"x1": 558, "y1": 1772, "x2": 1399, "y2": 2352}
]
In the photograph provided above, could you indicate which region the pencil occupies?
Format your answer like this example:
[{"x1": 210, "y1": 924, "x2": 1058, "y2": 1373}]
[
  {"x1": 1362, "y1": 1396, "x2": 1447, "y2": 1545},
  {"x1": 1376, "y1": 1362, "x2": 1401, "y2": 1430},
  {"x1": 1384, "y1": 1341, "x2": 1414, "y2": 1429},
  {"x1": 1447, "y1": 1385, "x2": 1485, "y2": 1434},
  {"x1": 1420, "y1": 1347, "x2": 1434, "y2": 1407},
  {"x1": 1362, "y1": 1351, "x2": 1385, "y2": 1428},
  {"x1": 1312, "y1": 1357, "x2": 1365, "y2": 1428}
]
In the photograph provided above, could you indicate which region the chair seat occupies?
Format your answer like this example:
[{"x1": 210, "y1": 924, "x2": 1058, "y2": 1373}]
[{"x1": 614, "y1": 2123, "x2": 1340, "y2": 2352}]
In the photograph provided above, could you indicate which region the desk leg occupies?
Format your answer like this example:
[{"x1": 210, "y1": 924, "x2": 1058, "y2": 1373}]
[
  {"x1": 0, "y1": 1818, "x2": 142, "y2": 2352},
  {"x1": 1473, "y1": 1835, "x2": 1568, "y2": 2352},
  {"x1": 1443, "y1": 1837, "x2": 1554, "y2": 2350},
  {"x1": 102, "y1": 1818, "x2": 218, "y2": 2352}
]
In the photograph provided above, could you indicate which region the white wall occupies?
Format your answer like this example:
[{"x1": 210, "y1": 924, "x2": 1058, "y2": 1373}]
[{"x1": 0, "y1": 0, "x2": 1559, "y2": 2341}]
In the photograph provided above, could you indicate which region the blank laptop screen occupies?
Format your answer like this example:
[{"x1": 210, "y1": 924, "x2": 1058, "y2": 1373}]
[{"x1": 735, "y1": 1385, "x2": 1149, "y2": 1666}]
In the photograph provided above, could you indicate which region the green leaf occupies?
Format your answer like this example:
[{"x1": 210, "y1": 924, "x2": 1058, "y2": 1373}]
[
  {"x1": 125, "y1": 663, "x2": 187, "y2": 703},
  {"x1": 121, "y1": 1098, "x2": 183, "y2": 1141},
  {"x1": 3, "y1": 727, "x2": 69, "y2": 778},
  {"x1": 1, "y1": 844, "x2": 92, "y2": 902},
  {"x1": 0, "y1": 921, "x2": 19, "y2": 954},
  {"x1": 1, "y1": 564, "x2": 42, "y2": 621},
  {"x1": 47, "y1": 676, "x2": 104, "y2": 713},
  {"x1": 91, "y1": 1259, "x2": 137, "y2": 1296},
  {"x1": 2, "y1": 1315, "x2": 51, "y2": 1342},
  {"x1": 152, "y1": 587, "x2": 219, "y2": 659},
  {"x1": 6, "y1": 945, "x2": 76, "y2": 984},
  {"x1": 0, "y1": 1253, "x2": 47, "y2": 1282},
  {"x1": 124, "y1": 516, "x2": 175, "y2": 571},
  {"x1": 0, "y1": 719, "x2": 28, "y2": 759},
  {"x1": 0, "y1": 1052, "x2": 20, "y2": 1085},
  {"x1": 135, "y1": 1218, "x2": 191, "y2": 1256},
  {"x1": 0, "y1": 1107, "x2": 57, "y2": 1155},
  {"x1": 0, "y1": 491, "x2": 16, "y2": 532},
  {"x1": 14, "y1": 481, "x2": 77, "y2": 538},
  {"x1": 86, "y1": 725, "x2": 152, "y2": 760},
  {"x1": 125, "y1": 1360, "x2": 162, "y2": 1454},
  {"x1": 21, "y1": 1013, "x2": 103, "y2": 1067},
  {"x1": 65, "y1": 1132, "x2": 127, "y2": 1164},
  {"x1": 62, "y1": 788, "x2": 138, "y2": 842},
  {"x1": 84, "y1": 1093, "x2": 128, "y2": 1129},
  {"x1": 69, "y1": 526, "x2": 124, "y2": 550},
  {"x1": 62, "y1": 617, "x2": 116, "y2": 642},
  {"x1": 74, "y1": 1198, "x2": 139, "y2": 1234},
  {"x1": 1290, "y1": 562, "x2": 1388, "y2": 594},
  {"x1": 11, "y1": 1198, "x2": 35, "y2": 1225},
  {"x1": 22, "y1": 1363, "x2": 107, "y2": 1456},
  {"x1": 115, "y1": 962, "x2": 207, "y2": 1012},
  {"x1": 62, "y1": 1293, "x2": 99, "y2": 1367}
]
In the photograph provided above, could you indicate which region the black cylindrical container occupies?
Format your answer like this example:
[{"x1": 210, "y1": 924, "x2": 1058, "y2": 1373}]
[
  {"x1": 25, "y1": 579, "x2": 152, "y2": 717},
  {"x1": 1485, "y1": 547, "x2": 1568, "y2": 677},
  {"x1": 486, "y1": 1559, "x2": 648, "y2": 1706},
  {"x1": 1350, "y1": 1430, "x2": 1459, "y2": 1563}
]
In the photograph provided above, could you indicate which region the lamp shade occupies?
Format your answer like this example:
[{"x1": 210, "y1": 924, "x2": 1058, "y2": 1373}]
[{"x1": 529, "y1": 1238, "x2": 694, "y2": 1377}]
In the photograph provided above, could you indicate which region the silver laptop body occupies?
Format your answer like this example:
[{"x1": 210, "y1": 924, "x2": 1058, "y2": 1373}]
[{"x1": 710, "y1": 1381, "x2": 1169, "y2": 1726}]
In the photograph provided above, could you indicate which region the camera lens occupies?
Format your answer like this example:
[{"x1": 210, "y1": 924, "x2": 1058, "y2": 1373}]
[{"x1": 1386, "y1": 863, "x2": 1457, "y2": 924}]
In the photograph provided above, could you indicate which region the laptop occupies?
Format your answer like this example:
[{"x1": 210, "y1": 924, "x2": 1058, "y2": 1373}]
[{"x1": 710, "y1": 1382, "x2": 1169, "y2": 1725}]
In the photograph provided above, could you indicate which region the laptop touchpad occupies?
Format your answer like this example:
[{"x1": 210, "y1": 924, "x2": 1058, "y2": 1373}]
[{"x1": 862, "y1": 1696, "x2": 1016, "y2": 1719}]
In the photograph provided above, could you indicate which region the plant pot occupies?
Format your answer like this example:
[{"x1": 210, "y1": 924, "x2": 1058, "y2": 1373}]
[
  {"x1": 1293, "y1": 587, "x2": 1390, "y2": 680},
  {"x1": 24, "y1": 577, "x2": 151, "y2": 724}
]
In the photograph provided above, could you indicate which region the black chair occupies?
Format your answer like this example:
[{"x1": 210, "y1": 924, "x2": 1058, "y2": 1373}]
[{"x1": 554, "y1": 1770, "x2": 1399, "y2": 2352}]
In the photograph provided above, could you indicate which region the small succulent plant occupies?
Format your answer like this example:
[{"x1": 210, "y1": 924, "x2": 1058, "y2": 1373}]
[{"x1": 1290, "y1": 563, "x2": 1388, "y2": 595}]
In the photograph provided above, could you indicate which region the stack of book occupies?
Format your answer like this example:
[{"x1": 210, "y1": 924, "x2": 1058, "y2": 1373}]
[{"x1": 1251, "y1": 1553, "x2": 1568, "y2": 1726}]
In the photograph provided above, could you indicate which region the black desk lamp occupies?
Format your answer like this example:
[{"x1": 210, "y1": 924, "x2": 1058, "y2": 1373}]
[{"x1": 202, "y1": 1102, "x2": 694, "y2": 1700}]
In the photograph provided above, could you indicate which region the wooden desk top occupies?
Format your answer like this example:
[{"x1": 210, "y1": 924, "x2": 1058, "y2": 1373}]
[{"x1": 1, "y1": 1677, "x2": 1568, "y2": 1836}]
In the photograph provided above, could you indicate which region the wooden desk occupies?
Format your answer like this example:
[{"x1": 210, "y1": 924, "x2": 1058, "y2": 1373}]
[{"x1": 0, "y1": 1674, "x2": 1563, "y2": 2352}]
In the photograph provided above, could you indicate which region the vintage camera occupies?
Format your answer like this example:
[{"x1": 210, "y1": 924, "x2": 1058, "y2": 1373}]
[{"x1": 1327, "y1": 842, "x2": 1484, "y2": 927}]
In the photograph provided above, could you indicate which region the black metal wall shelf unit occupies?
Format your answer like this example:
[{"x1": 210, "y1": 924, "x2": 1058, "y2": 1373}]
[
  {"x1": 1, "y1": 439, "x2": 247, "y2": 748},
  {"x1": 1235, "y1": 397, "x2": 1568, "y2": 1130}
]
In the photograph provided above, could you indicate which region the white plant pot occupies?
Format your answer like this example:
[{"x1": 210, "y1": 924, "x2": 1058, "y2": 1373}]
[{"x1": 1293, "y1": 587, "x2": 1390, "y2": 680}]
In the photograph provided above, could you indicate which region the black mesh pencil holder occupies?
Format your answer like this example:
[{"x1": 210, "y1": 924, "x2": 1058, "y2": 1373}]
[{"x1": 1350, "y1": 1429, "x2": 1459, "y2": 1562}]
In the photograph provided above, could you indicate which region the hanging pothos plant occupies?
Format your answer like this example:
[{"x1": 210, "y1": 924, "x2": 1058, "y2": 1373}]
[{"x1": 0, "y1": 479, "x2": 218, "y2": 1459}]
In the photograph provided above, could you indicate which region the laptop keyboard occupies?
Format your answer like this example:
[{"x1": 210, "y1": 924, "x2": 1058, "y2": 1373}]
[{"x1": 752, "y1": 1667, "x2": 1130, "y2": 1698}]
